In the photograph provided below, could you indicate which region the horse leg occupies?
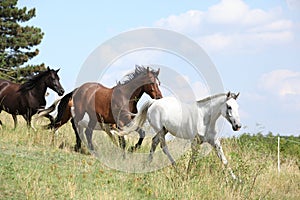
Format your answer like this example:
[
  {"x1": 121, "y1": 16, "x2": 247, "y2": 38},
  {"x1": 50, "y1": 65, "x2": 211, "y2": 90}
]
[
  {"x1": 191, "y1": 135, "x2": 204, "y2": 159},
  {"x1": 148, "y1": 134, "x2": 160, "y2": 163},
  {"x1": 12, "y1": 114, "x2": 17, "y2": 129},
  {"x1": 85, "y1": 119, "x2": 96, "y2": 151},
  {"x1": 106, "y1": 124, "x2": 118, "y2": 146},
  {"x1": 0, "y1": 110, "x2": 2, "y2": 126},
  {"x1": 210, "y1": 137, "x2": 237, "y2": 180},
  {"x1": 129, "y1": 127, "x2": 145, "y2": 152},
  {"x1": 186, "y1": 135, "x2": 203, "y2": 175},
  {"x1": 22, "y1": 114, "x2": 35, "y2": 130},
  {"x1": 118, "y1": 136, "x2": 126, "y2": 159},
  {"x1": 45, "y1": 113, "x2": 55, "y2": 126},
  {"x1": 148, "y1": 128, "x2": 167, "y2": 163},
  {"x1": 71, "y1": 118, "x2": 82, "y2": 152},
  {"x1": 28, "y1": 116, "x2": 36, "y2": 131},
  {"x1": 159, "y1": 129, "x2": 175, "y2": 165}
]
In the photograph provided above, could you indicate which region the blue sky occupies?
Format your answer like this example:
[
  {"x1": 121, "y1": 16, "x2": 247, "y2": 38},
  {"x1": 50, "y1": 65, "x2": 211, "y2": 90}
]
[{"x1": 18, "y1": 0, "x2": 300, "y2": 136}]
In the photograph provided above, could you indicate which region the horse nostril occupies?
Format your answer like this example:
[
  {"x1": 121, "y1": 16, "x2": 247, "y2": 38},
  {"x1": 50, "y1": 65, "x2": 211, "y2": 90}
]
[
  {"x1": 235, "y1": 124, "x2": 242, "y2": 131},
  {"x1": 59, "y1": 89, "x2": 65, "y2": 95}
]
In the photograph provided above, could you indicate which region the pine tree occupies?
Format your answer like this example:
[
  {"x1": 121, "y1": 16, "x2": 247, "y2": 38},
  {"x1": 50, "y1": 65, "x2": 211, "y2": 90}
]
[{"x1": 0, "y1": 0, "x2": 45, "y2": 82}]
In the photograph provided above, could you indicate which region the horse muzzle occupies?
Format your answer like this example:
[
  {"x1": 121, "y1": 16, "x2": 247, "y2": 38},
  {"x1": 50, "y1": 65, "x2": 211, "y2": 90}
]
[
  {"x1": 57, "y1": 88, "x2": 65, "y2": 96},
  {"x1": 232, "y1": 123, "x2": 242, "y2": 131},
  {"x1": 155, "y1": 93, "x2": 163, "y2": 99}
]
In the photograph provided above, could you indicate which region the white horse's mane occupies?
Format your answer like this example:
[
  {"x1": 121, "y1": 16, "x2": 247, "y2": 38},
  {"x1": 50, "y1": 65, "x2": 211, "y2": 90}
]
[{"x1": 196, "y1": 93, "x2": 226, "y2": 104}]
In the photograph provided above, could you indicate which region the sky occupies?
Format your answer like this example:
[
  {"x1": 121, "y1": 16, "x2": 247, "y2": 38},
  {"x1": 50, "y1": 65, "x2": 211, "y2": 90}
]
[{"x1": 17, "y1": 0, "x2": 300, "y2": 136}]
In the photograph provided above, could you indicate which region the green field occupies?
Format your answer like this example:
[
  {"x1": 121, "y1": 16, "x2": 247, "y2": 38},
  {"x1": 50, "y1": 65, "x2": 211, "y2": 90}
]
[{"x1": 0, "y1": 113, "x2": 299, "y2": 199}]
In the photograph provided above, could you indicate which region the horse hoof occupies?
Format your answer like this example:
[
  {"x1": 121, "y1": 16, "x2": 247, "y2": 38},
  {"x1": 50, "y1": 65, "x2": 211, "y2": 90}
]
[
  {"x1": 74, "y1": 146, "x2": 80, "y2": 152},
  {"x1": 128, "y1": 146, "x2": 136, "y2": 152},
  {"x1": 88, "y1": 145, "x2": 95, "y2": 151},
  {"x1": 147, "y1": 156, "x2": 153, "y2": 164}
]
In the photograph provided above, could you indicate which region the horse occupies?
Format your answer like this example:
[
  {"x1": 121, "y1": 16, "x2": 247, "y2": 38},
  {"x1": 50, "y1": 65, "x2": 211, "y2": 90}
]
[
  {"x1": 0, "y1": 67, "x2": 65, "y2": 129},
  {"x1": 72, "y1": 66, "x2": 162, "y2": 153},
  {"x1": 38, "y1": 88, "x2": 118, "y2": 150},
  {"x1": 39, "y1": 65, "x2": 162, "y2": 152},
  {"x1": 120, "y1": 92, "x2": 241, "y2": 179}
]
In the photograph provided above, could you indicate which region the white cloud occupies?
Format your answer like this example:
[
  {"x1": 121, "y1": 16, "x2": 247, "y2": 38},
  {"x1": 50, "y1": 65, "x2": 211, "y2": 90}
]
[
  {"x1": 197, "y1": 33, "x2": 232, "y2": 52},
  {"x1": 259, "y1": 69, "x2": 300, "y2": 97},
  {"x1": 154, "y1": 0, "x2": 295, "y2": 53},
  {"x1": 248, "y1": 20, "x2": 293, "y2": 32},
  {"x1": 155, "y1": 10, "x2": 204, "y2": 35},
  {"x1": 206, "y1": 0, "x2": 249, "y2": 24},
  {"x1": 286, "y1": 0, "x2": 300, "y2": 10}
]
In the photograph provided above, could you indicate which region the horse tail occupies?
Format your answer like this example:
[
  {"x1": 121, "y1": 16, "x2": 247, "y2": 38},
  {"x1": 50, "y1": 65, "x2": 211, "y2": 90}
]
[
  {"x1": 120, "y1": 100, "x2": 154, "y2": 136},
  {"x1": 53, "y1": 89, "x2": 77, "y2": 126},
  {"x1": 39, "y1": 89, "x2": 77, "y2": 129},
  {"x1": 37, "y1": 99, "x2": 61, "y2": 118}
]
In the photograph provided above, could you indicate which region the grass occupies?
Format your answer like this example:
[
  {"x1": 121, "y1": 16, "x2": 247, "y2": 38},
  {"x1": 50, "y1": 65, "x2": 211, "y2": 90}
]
[{"x1": 0, "y1": 113, "x2": 299, "y2": 199}]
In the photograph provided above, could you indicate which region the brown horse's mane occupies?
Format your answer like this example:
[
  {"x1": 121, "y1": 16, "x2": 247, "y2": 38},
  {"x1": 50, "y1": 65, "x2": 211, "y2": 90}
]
[
  {"x1": 117, "y1": 65, "x2": 157, "y2": 86},
  {"x1": 18, "y1": 70, "x2": 51, "y2": 92}
]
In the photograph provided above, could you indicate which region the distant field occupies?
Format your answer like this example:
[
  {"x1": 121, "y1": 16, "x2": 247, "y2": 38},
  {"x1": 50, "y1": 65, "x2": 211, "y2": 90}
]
[{"x1": 0, "y1": 113, "x2": 299, "y2": 199}]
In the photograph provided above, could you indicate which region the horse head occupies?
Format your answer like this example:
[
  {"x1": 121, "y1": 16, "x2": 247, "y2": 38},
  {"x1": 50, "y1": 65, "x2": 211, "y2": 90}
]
[
  {"x1": 221, "y1": 92, "x2": 242, "y2": 131},
  {"x1": 44, "y1": 67, "x2": 65, "y2": 96},
  {"x1": 140, "y1": 66, "x2": 162, "y2": 99}
]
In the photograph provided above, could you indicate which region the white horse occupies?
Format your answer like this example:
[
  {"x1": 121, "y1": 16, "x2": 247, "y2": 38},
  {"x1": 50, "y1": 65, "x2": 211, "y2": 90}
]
[{"x1": 120, "y1": 92, "x2": 241, "y2": 179}]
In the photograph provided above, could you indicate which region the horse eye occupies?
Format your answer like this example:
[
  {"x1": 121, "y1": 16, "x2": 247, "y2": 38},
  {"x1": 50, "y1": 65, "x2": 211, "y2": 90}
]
[{"x1": 227, "y1": 105, "x2": 232, "y2": 110}]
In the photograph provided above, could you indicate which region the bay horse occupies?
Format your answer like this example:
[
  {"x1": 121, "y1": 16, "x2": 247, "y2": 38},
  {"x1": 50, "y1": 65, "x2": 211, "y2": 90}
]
[
  {"x1": 0, "y1": 67, "x2": 65, "y2": 129},
  {"x1": 39, "y1": 65, "x2": 162, "y2": 152},
  {"x1": 120, "y1": 92, "x2": 241, "y2": 179},
  {"x1": 72, "y1": 66, "x2": 162, "y2": 152},
  {"x1": 38, "y1": 88, "x2": 115, "y2": 149}
]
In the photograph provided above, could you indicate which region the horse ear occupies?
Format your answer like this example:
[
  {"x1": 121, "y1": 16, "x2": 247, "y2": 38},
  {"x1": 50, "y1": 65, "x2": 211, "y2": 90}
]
[
  {"x1": 47, "y1": 66, "x2": 50, "y2": 71},
  {"x1": 226, "y1": 91, "x2": 231, "y2": 99},
  {"x1": 147, "y1": 66, "x2": 150, "y2": 74},
  {"x1": 55, "y1": 68, "x2": 60, "y2": 73},
  {"x1": 156, "y1": 68, "x2": 160, "y2": 76},
  {"x1": 234, "y1": 92, "x2": 240, "y2": 100}
]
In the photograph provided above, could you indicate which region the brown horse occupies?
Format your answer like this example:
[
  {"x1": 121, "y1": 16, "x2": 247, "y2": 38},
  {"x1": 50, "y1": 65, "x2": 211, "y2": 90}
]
[
  {"x1": 38, "y1": 65, "x2": 162, "y2": 152},
  {"x1": 72, "y1": 66, "x2": 162, "y2": 151},
  {"x1": 0, "y1": 67, "x2": 65, "y2": 128},
  {"x1": 38, "y1": 88, "x2": 117, "y2": 151}
]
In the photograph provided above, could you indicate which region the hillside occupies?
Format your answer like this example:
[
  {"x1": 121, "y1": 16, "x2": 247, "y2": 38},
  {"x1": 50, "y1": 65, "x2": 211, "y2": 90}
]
[{"x1": 0, "y1": 114, "x2": 299, "y2": 199}]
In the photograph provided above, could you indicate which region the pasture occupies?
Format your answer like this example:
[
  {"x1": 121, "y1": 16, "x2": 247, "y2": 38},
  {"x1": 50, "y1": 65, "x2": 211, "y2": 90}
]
[{"x1": 0, "y1": 113, "x2": 299, "y2": 199}]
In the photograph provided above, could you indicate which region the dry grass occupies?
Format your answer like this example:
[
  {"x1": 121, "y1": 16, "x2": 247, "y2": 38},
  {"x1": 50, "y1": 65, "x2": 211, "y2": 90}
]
[{"x1": 0, "y1": 113, "x2": 299, "y2": 199}]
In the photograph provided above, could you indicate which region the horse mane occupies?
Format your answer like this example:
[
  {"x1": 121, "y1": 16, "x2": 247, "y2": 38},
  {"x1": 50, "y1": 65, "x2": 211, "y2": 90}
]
[
  {"x1": 117, "y1": 65, "x2": 156, "y2": 86},
  {"x1": 18, "y1": 70, "x2": 50, "y2": 92},
  {"x1": 197, "y1": 93, "x2": 226, "y2": 104}
]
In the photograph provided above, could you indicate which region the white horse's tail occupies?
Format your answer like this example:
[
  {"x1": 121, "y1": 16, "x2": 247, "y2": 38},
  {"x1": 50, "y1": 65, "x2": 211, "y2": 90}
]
[{"x1": 119, "y1": 100, "x2": 154, "y2": 136}]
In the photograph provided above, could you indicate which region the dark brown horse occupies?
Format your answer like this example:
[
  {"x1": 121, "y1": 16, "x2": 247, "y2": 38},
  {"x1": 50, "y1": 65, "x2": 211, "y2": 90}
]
[
  {"x1": 0, "y1": 67, "x2": 65, "y2": 129},
  {"x1": 72, "y1": 66, "x2": 162, "y2": 151}
]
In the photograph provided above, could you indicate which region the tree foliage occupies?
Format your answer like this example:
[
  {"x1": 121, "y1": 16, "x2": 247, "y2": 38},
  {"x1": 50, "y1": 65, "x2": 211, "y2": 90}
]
[{"x1": 0, "y1": 0, "x2": 45, "y2": 82}]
